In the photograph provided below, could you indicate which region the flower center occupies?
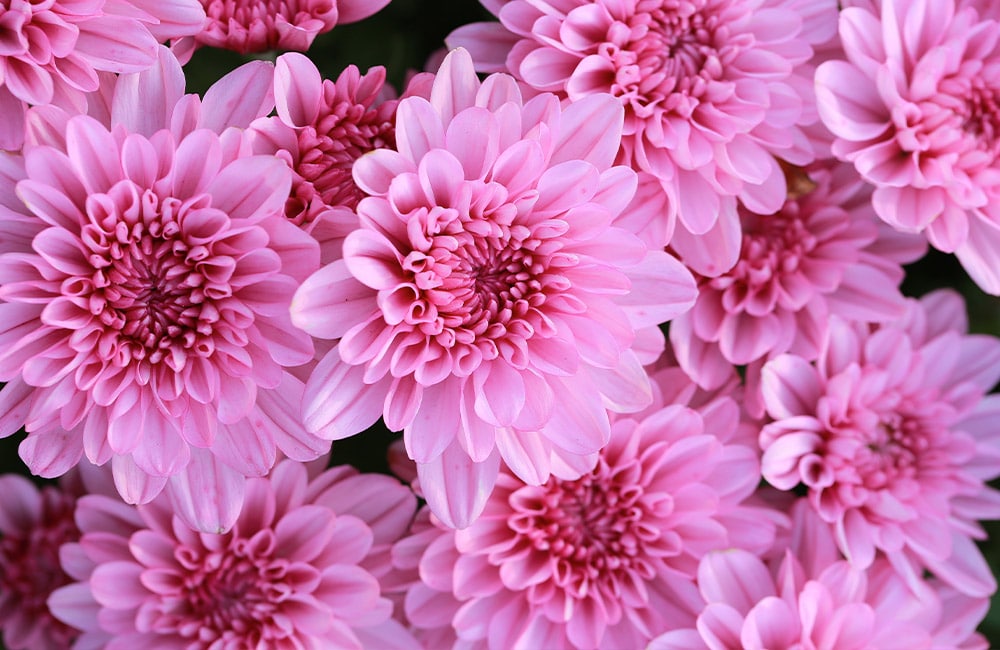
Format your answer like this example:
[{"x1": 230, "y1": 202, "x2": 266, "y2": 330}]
[
  {"x1": 170, "y1": 530, "x2": 311, "y2": 643},
  {"x1": 507, "y1": 459, "x2": 654, "y2": 599},
  {"x1": 704, "y1": 206, "x2": 819, "y2": 312},
  {"x1": 71, "y1": 183, "x2": 235, "y2": 371},
  {"x1": 961, "y1": 78, "x2": 1000, "y2": 148},
  {"x1": 0, "y1": 493, "x2": 78, "y2": 645},
  {"x1": 602, "y1": 0, "x2": 741, "y2": 116},
  {"x1": 385, "y1": 195, "x2": 570, "y2": 366},
  {"x1": 854, "y1": 411, "x2": 932, "y2": 490},
  {"x1": 200, "y1": 0, "x2": 334, "y2": 48},
  {"x1": 286, "y1": 105, "x2": 395, "y2": 224}
]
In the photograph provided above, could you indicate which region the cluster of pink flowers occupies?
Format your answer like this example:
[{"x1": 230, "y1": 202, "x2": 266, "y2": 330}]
[{"x1": 0, "y1": 0, "x2": 998, "y2": 647}]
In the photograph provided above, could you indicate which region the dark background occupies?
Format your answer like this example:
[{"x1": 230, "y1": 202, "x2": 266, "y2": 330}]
[{"x1": 2, "y1": 0, "x2": 1000, "y2": 643}]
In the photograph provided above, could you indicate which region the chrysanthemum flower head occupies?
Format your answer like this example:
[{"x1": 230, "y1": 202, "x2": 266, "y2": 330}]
[
  {"x1": 177, "y1": 0, "x2": 390, "y2": 56},
  {"x1": 253, "y1": 54, "x2": 399, "y2": 223},
  {"x1": 390, "y1": 364, "x2": 778, "y2": 649},
  {"x1": 759, "y1": 289, "x2": 1000, "y2": 597},
  {"x1": 651, "y1": 499, "x2": 991, "y2": 650},
  {"x1": 448, "y1": 0, "x2": 837, "y2": 273},
  {"x1": 651, "y1": 550, "x2": 988, "y2": 649},
  {"x1": 250, "y1": 53, "x2": 425, "y2": 262},
  {"x1": 0, "y1": 474, "x2": 81, "y2": 649},
  {"x1": 48, "y1": 459, "x2": 420, "y2": 649},
  {"x1": 817, "y1": 0, "x2": 1000, "y2": 294},
  {"x1": 0, "y1": 47, "x2": 329, "y2": 533},
  {"x1": 670, "y1": 161, "x2": 926, "y2": 391},
  {"x1": 0, "y1": 0, "x2": 206, "y2": 150},
  {"x1": 291, "y1": 47, "x2": 698, "y2": 528}
]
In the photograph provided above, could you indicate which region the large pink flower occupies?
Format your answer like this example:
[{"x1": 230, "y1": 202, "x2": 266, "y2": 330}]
[
  {"x1": 290, "y1": 48, "x2": 697, "y2": 528},
  {"x1": 448, "y1": 0, "x2": 836, "y2": 273},
  {"x1": 0, "y1": 474, "x2": 80, "y2": 649},
  {"x1": 391, "y1": 367, "x2": 777, "y2": 649},
  {"x1": 816, "y1": 0, "x2": 1000, "y2": 294},
  {"x1": 759, "y1": 290, "x2": 1000, "y2": 597},
  {"x1": 48, "y1": 460, "x2": 420, "y2": 649},
  {"x1": 670, "y1": 161, "x2": 926, "y2": 391},
  {"x1": 0, "y1": 0, "x2": 205, "y2": 150},
  {"x1": 175, "y1": 0, "x2": 390, "y2": 56},
  {"x1": 0, "y1": 48, "x2": 328, "y2": 533}
]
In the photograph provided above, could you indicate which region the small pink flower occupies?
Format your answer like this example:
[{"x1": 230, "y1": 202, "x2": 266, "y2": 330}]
[
  {"x1": 759, "y1": 290, "x2": 1000, "y2": 597},
  {"x1": 0, "y1": 48, "x2": 328, "y2": 533},
  {"x1": 253, "y1": 54, "x2": 399, "y2": 224},
  {"x1": 249, "y1": 54, "x2": 428, "y2": 262},
  {"x1": 816, "y1": 0, "x2": 1000, "y2": 294},
  {"x1": 448, "y1": 0, "x2": 837, "y2": 273},
  {"x1": 670, "y1": 161, "x2": 926, "y2": 391},
  {"x1": 652, "y1": 499, "x2": 990, "y2": 650},
  {"x1": 48, "y1": 460, "x2": 420, "y2": 649},
  {"x1": 177, "y1": 0, "x2": 389, "y2": 55},
  {"x1": 651, "y1": 551, "x2": 987, "y2": 650},
  {"x1": 0, "y1": 474, "x2": 80, "y2": 650},
  {"x1": 391, "y1": 370, "x2": 777, "y2": 649},
  {"x1": 0, "y1": 0, "x2": 205, "y2": 150},
  {"x1": 290, "y1": 48, "x2": 697, "y2": 528}
]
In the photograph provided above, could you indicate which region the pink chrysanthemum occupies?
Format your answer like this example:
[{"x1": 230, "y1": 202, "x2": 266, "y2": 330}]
[
  {"x1": 816, "y1": 0, "x2": 1000, "y2": 294},
  {"x1": 391, "y1": 369, "x2": 778, "y2": 649},
  {"x1": 249, "y1": 54, "x2": 429, "y2": 262},
  {"x1": 0, "y1": 474, "x2": 80, "y2": 650},
  {"x1": 253, "y1": 54, "x2": 399, "y2": 225},
  {"x1": 670, "y1": 161, "x2": 926, "y2": 391},
  {"x1": 176, "y1": 0, "x2": 389, "y2": 55},
  {"x1": 651, "y1": 551, "x2": 988, "y2": 650},
  {"x1": 48, "y1": 460, "x2": 420, "y2": 649},
  {"x1": 759, "y1": 289, "x2": 1000, "y2": 597},
  {"x1": 0, "y1": 0, "x2": 205, "y2": 150},
  {"x1": 290, "y1": 47, "x2": 697, "y2": 528},
  {"x1": 652, "y1": 499, "x2": 990, "y2": 649},
  {"x1": 448, "y1": 0, "x2": 837, "y2": 273},
  {"x1": 0, "y1": 48, "x2": 329, "y2": 533}
]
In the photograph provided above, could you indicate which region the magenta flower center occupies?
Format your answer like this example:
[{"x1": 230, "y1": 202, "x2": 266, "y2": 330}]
[
  {"x1": 598, "y1": 0, "x2": 742, "y2": 116},
  {"x1": 809, "y1": 382, "x2": 965, "y2": 518},
  {"x1": 201, "y1": 0, "x2": 333, "y2": 46},
  {"x1": 380, "y1": 195, "x2": 569, "y2": 367},
  {"x1": 507, "y1": 458, "x2": 661, "y2": 600},
  {"x1": 0, "y1": 495, "x2": 77, "y2": 645},
  {"x1": 68, "y1": 186, "x2": 237, "y2": 371},
  {"x1": 853, "y1": 414, "x2": 925, "y2": 489},
  {"x1": 706, "y1": 206, "x2": 819, "y2": 313},
  {"x1": 287, "y1": 100, "x2": 395, "y2": 223},
  {"x1": 956, "y1": 77, "x2": 1000, "y2": 148},
  {"x1": 828, "y1": 397, "x2": 945, "y2": 493},
  {"x1": 161, "y1": 529, "x2": 317, "y2": 642}
]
